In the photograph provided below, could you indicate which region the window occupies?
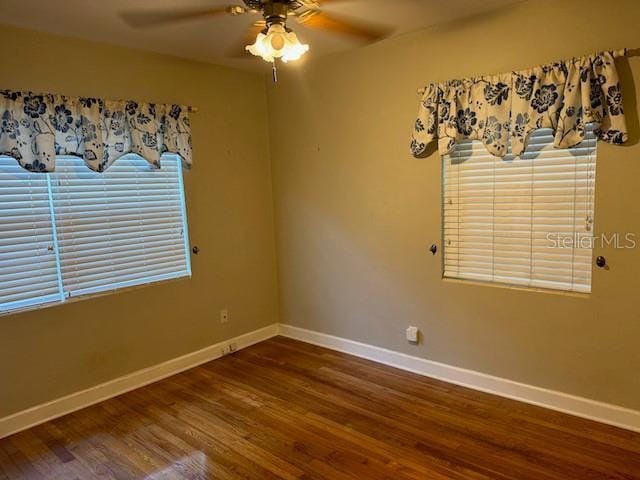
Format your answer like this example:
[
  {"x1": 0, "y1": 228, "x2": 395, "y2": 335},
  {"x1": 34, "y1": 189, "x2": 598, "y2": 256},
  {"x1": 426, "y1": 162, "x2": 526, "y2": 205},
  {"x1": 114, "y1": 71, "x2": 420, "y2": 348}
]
[
  {"x1": 0, "y1": 154, "x2": 191, "y2": 314},
  {"x1": 442, "y1": 126, "x2": 596, "y2": 293},
  {"x1": 0, "y1": 158, "x2": 62, "y2": 312}
]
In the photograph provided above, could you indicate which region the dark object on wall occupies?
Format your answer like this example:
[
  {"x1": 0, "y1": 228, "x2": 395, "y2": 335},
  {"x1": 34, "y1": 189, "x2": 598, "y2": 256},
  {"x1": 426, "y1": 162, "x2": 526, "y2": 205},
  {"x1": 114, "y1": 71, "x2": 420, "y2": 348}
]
[
  {"x1": 429, "y1": 244, "x2": 437, "y2": 255},
  {"x1": 192, "y1": 246, "x2": 200, "y2": 255},
  {"x1": 596, "y1": 256, "x2": 607, "y2": 268}
]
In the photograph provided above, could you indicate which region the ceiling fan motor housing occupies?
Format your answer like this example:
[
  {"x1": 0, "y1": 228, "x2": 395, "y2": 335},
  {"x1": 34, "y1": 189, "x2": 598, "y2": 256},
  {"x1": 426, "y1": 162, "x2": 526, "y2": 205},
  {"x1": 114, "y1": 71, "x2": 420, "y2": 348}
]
[
  {"x1": 243, "y1": 0, "x2": 304, "y2": 26},
  {"x1": 242, "y1": 0, "x2": 263, "y2": 10}
]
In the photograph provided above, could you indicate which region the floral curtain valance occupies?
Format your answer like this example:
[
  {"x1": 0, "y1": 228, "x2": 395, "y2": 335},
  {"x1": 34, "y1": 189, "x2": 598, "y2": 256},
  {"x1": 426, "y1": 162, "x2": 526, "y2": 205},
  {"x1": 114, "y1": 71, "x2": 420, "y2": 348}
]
[
  {"x1": 410, "y1": 50, "x2": 627, "y2": 159},
  {"x1": 0, "y1": 90, "x2": 192, "y2": 173}
]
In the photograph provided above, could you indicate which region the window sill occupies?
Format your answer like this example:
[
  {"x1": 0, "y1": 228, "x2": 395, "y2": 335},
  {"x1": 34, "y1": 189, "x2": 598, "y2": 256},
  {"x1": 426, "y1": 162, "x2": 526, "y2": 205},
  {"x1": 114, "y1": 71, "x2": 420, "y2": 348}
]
[
  {"x1": 441, "y1": 276, "x2": 591, "y2": 299},
  {"x1": 0, "y1": 274, "x2": 192, "y2": 318}
]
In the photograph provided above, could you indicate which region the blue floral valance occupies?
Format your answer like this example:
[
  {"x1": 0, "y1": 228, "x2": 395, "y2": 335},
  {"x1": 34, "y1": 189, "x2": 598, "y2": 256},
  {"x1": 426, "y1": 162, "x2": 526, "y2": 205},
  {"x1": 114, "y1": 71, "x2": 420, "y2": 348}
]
[
  {"x1": 0, "y1": 89, "x2": 192, "y2": 172},
  {"x1": 411, "y1": 50, "x2": 628, "y2": 158}
]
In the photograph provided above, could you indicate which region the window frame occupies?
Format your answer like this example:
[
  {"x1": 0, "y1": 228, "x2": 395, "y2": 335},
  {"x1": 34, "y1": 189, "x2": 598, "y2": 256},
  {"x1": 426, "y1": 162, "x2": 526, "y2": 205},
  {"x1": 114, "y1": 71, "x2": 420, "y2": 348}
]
[
  {"x1": 0, "y1": 153, "x2": 191, "y2": 316},
  {"x1": 440, "y1": 127, "x2": 597, "y2": 294}
]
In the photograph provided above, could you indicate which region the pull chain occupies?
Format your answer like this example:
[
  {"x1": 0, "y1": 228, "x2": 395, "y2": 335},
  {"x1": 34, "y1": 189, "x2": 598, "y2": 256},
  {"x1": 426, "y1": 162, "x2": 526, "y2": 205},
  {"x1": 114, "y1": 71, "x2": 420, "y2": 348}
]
[{"x1": 272, "y1": 59, "x2": 278, "y2": 83}]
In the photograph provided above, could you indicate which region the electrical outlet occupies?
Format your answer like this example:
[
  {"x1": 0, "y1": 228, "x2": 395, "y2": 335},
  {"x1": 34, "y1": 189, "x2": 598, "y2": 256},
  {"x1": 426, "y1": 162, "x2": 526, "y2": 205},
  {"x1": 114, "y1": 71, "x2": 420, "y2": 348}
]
[
  {"x1": 220, "y1": 343, "x2": 237, "y2": 356},
  {"x1": 406, "y1": 326, "x2": 419, "y2": 344},
  {"x1": 220, "y1": 309, "x2": 229, "y2": 324}
]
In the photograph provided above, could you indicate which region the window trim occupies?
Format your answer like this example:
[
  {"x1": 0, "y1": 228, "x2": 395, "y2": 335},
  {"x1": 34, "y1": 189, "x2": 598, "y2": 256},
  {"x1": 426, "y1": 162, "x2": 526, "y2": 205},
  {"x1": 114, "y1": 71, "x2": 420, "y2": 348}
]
[
  {"x1": 440, "y1": 127, "x2": 597, "y2": 294},
  {"x1": 0, "y1": 153, "x2": 191, "y2": 316}
]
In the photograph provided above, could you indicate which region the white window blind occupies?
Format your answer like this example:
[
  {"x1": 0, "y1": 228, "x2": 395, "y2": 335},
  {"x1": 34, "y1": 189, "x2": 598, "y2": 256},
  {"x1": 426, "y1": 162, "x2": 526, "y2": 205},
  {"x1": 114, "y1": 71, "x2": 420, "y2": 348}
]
[
  {"x1": 443, "y1": 126, "x2": 596, "y2": 293},
  {"x1": 0, "y1": 154, "x2": 190, "y2": 314},
  {"x1": 51, "y1": 154, "x2": 191, "y2": 298},
  {"x1": 0, "y1": 158, "x2": 63, "y2": 311}
]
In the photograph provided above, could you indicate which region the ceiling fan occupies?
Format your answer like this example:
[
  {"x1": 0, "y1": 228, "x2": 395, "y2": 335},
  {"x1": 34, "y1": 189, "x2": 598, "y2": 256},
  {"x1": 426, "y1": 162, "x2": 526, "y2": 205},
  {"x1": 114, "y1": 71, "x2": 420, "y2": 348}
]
[{"x1": 120, "y1": 0, "x2": 392, "y2": 67}]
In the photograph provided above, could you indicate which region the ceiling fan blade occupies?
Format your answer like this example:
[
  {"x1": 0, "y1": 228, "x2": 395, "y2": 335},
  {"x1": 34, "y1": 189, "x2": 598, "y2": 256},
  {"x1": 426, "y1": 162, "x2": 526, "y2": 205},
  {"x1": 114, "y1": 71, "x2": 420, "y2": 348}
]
[
  {"x1": 231, "y1": 22, "x2": 267, "y2": 58},
  {"x1": 296, "y1": 11, "x2": 391, "y2": 42},
  {"x1": 120, "y1": 6, "x2": 240, "y2": 28}
]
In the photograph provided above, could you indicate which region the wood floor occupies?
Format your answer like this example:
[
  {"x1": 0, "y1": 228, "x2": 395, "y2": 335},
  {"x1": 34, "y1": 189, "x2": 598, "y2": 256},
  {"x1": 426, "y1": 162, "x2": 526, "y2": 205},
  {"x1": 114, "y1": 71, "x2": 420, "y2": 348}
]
[{"x1": 1, "y1": 337, "x2": 639, "y2": 480}]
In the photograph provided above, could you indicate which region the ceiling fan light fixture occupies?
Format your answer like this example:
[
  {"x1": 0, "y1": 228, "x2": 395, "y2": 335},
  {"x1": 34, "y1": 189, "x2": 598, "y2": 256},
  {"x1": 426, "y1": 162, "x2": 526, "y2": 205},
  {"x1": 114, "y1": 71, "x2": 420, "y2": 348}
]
[{"x1": 245, "y1": 23, "x2": 309, "y2": 63}]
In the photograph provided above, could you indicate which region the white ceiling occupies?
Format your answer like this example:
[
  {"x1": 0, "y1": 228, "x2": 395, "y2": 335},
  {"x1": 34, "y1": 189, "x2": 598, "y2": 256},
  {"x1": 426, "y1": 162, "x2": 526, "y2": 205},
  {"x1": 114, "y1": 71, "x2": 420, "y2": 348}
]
[{"x1": 0, "y1": 0, "x2": 522, "y2": 71}]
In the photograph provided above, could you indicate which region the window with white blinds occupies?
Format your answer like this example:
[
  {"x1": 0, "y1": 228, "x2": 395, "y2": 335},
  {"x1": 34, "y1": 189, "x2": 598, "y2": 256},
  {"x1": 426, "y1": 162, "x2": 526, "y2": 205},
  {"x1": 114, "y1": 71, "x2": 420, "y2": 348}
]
[
  {"x1": 0, "y1": 154, "x2": 190, "y2": 314},
  {"x1": 0, "y1": 158, "x2": 63, "y2": 312},
  {"x1": 443, "y1": 126, "x2": 596, "y2": 293}
]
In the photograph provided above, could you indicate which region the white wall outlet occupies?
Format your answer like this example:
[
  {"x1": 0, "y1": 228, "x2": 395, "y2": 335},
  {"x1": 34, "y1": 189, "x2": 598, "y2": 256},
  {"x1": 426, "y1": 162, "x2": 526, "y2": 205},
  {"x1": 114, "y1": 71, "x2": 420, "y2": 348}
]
[
  {"x1": 406, "y1": 326, "x2": 419, "y2": 344},
  {"x1": 220, "y1": 343, "x2": 238, "y2": 356},
  {"x1": 220, "y1": 309, "x2": 229, "y2": 324}
]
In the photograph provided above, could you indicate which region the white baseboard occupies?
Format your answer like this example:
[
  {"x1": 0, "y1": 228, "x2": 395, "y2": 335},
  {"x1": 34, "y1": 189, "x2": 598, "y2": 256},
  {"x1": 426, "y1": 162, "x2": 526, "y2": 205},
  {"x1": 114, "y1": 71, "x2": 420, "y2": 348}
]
[
  {"x1": 279, "y1": 324, "x2": 640, "y2": 433},
  {"x1": 0, "y1": 323, "x2": 280, "y2": 439},
  {"x1": 4, "y1": 322, "x2": 639, "y2": 439}
]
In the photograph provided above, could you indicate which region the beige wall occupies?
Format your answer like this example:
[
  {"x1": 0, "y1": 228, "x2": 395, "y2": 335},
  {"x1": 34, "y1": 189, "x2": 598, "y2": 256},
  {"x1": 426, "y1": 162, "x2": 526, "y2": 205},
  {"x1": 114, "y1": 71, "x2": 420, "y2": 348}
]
[
  {"x1": 267, "y1": 0, "x2": 640, "y2": 410},
  {"x1": 3, "y1": 0, "x2": 640, "y2": 419},
  {"x1": 0, "y1": 26, "x2": 279, "y2": 417}
]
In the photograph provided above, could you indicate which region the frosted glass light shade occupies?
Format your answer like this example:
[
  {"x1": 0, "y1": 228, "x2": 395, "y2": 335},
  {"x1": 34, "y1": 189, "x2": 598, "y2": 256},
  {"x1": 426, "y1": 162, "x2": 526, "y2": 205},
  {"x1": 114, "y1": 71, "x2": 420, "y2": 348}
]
[{"x1": 246, "y1": 23, "x2": 309, "y2": 63}]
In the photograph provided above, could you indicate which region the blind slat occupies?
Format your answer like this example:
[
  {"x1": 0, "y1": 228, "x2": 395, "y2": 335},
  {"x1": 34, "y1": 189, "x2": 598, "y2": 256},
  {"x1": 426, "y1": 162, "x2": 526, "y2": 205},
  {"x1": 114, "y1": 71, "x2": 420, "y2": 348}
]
[
  {"x1": 0, "y1": 163, "x2": 60, "y2": 311},
  {"x1": 443, "y1": 127, "x2": 596, "y2": 293},
  {"x1": 52, "y1": 154, "x2": 191, "y2": 296},
  {"x1": 0, "y1": 153, "x2": 191, "y2": 314}
]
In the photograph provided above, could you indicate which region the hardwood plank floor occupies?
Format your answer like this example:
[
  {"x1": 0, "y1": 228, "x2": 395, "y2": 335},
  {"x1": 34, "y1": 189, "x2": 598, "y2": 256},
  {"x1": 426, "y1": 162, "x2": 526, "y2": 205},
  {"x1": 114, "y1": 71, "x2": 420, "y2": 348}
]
[{"x1": 1, "y1": 336, "x2": 639, "y2": 479}]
